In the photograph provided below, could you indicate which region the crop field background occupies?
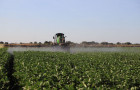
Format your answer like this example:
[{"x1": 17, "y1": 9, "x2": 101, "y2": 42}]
[{"x1": 0, "y1": 48, "x2": 140, "y2": 89}]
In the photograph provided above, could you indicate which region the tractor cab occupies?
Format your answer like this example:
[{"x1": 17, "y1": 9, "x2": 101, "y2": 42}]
[{"x1": 53, "y1": 33, "x2": 66, "y2": 45}]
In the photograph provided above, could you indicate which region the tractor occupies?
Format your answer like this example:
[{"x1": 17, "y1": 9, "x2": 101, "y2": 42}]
[{"x1": 53, "y1": 33, "x2": 70, "y2": 52}]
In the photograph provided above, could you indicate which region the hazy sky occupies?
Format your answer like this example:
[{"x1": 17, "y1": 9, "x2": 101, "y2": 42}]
[{"x1": 0, "y1": 0, "x2": 140, "y2": 43}]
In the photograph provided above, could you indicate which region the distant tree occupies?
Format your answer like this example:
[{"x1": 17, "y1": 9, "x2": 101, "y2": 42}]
[
  {"x1": 90, "y1": 41, "x2": 96, "y2": 44},
  {"x1": 20, "y1": 42, "x2": 23, "y2": 44},
  {"x1": 5, "y1": 42, "x2": 8, "y2": 44},
  {"x1": 0, "y1": 41, "x2": 4, "y2": 44},
  {"x1": 125, "y1": 42, "x2": 132, "y2": 45},
  {"x1": 39, "y1": 42, "x2": 42, "y2": 45},
  {"x1": 34, "y1": 41, "x2": 37, "y2": 44},
  {"x1": 44, "y1": 41, "x2": 52, "y2": 45},
  {"x1": 116, "y1": 42, "x2": 121, "y2": 45},
  {"x1": 101, "y1": 42, "x2": 108, "y2": 45},
  {"x1": 44, "y1": 41, "x2": 49, "y2": 44}
]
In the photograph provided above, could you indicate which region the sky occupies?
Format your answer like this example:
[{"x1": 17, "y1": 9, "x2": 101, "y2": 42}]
[{"x1": 0, "y1": 0, "x2": 140, "y2": 43}]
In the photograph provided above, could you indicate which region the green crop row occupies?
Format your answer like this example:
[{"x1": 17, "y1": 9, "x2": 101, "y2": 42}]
[
  {"x1": 13, "y1": 51, "x2": 140, "y2": 89},
  {"x1": 0, "y1": 48, "x2": 11, "y2": 89}
]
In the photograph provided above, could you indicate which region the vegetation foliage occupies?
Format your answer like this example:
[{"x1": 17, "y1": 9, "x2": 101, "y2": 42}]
[
  {"x1": 12, "y1": 51, "x2": 140, "y2": 89},
  {"x1": 0, "y1": 48, "x2": 10, "y2": 89}
]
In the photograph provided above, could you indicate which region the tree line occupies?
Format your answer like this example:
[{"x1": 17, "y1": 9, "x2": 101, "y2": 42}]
[
  {"x1": 0, "y1": 41, "x2": 139, "y2": 46},
  {"x1": 81, "y1": 41, "x2": 134, "y2": 45}
]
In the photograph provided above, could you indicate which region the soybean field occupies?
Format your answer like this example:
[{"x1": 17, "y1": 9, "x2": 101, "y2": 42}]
[{"x1": 0, "y1": 48, "x2": 140, "y2": 89}]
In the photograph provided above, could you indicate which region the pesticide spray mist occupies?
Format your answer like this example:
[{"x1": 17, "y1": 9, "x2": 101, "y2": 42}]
[
  {"x1": 6, "y1": 46, "x2": 134, "y2": 54},
  {"x1": 7, "y1": 47, "x2": 71, "y2": 54}
]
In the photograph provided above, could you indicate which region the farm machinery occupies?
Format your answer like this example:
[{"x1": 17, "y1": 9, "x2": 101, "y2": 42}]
[
  {"x1": 53, "y1": 33, "x2": 67, "y2": 46},
  {"x1": 52, "y1": 33, "x2": 70, "y2": 52}
]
